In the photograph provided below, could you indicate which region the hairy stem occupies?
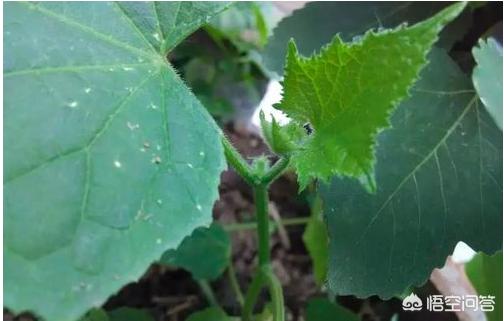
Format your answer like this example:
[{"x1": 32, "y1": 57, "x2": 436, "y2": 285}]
[
  {"x1": 261, "y1": 157, "x2": 291, "y2": 185},
  {"x1": 222, "y1": 137, "x2": 289, "y2": 321},
  {"x1": 222, "y1": 136, "x2": 258, "y2": 185}
]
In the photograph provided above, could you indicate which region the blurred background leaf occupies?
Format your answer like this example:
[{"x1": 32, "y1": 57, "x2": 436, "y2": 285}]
[
  {"x1": 466, "y1": 251, "x2": 503, "y2": 321},
  {"x1": 472, "y1": 38, "x2": 503, "y2": 130}
]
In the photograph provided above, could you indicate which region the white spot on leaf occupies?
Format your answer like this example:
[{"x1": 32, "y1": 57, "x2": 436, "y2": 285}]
[
  {"x1": 114, "y1": 160, "x2": 122, "y2": 168},
  {"x1": 67, "y1": 101, "x2": 78, "y2": 108},
  {"x1": 127, "y1": 121, "x2": 140, "y2": 130}
]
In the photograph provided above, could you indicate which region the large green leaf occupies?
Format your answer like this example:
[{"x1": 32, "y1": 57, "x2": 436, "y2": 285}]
[
  {"x1": 321, "y1": 49, "x2": 503, "y2": 298},
  {"x1": 472, "y1": 38, "x2": 503, "y2": 130},
  {"x1": 275, "y1": 3, "x2": 466, "y2": 190},
  {"x1": 4, "y1": 2, "x2": 228, "y2": 320},
  {"x1": 466, "y1": 251, "x2": 503, "y2": 321},
  {"x1": 263, "y1": 2, "x2": 472, "y2": 76},
  {"x1": 160, "y1": 224, "x2": 231, "y2": 280}
]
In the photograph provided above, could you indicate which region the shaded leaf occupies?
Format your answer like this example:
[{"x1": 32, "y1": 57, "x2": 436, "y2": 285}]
[
  {"x1": 4, "y1": 2, "x2": 227, "y2": 320},
  {"x1": 321, "y1": 49, "x2": 503, "y2": 298},
  {"x1": 185, "y1": 307, "x2": 232, "y2": 321},
  {"x1": 160, "y1": 224, "x2": 231, "y2": 280},
  {"x1": 466, "y1": 251, "x2": 503, "y2": 321},
  {"x1": 108, "y1": 308, "x2": 154, "y2": 321},
  {"x1": 263, "y1": 2, "x2": 472, "y2": 76},
  {"x1": 276, "y1": 3, "x2": 466, "y2": 190},
  {"x1": 80, "y1": 309, "x2": 109, "y2": 321},
  {"x1": 305, "y1": 298, "x2": 359, "y2": 321},
  {"x1": 472, "y1": 38, "x2": 503, "y2": 130}
]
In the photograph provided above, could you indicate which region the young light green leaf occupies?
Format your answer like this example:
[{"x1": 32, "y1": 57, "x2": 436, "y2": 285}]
[
  {"x1": 472, "y1": 38, "x2": 503, "y2": 130},
  {"x1": 4, "y1": 2, "x2": 227, "y2": 321},
  {"x1": 466, "y1": 251, "x2": 503, "y2": 321},
  {"x1": 263, "y1": 2, "x2": 472, "y2": 76},
  {"x1": 276, "y1": 3, "x2": 466, "y2": 190},
  {"x1": 305, "y1": 298, "x2": 359, "y2": 321},
  {"x1": 321, "y1": 49, "x2": 502, "y2": 298},
  {"x1": 160, "y1": 224, "x2": 231, "y2": 280},
  {"x1": 275, "y1": 3, "x2": 465, "y2": 191}
]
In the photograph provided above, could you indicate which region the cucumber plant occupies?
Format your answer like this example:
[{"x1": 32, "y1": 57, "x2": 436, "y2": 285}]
[{"x1": 4, "y1": 2, "x2": 502, "y2": 321}]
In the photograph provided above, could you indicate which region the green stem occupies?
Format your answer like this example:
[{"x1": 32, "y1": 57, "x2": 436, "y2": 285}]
[
  {"x1": 264, "y1": 269, "x2": 285, "y2": 321},
  {"x1": 223, "y1": 216, "x2": 311, "y2": 232},
  {"x1": 227, "y1": 261, "x2": 244, "y2": 307},
  {"x1": 222, "y1": 137, "x2": 287, "y2": 321},
  {"x1": 254, "y1": 184, "x2": 270, "y2": 266},
  {"x1": 242, "y1": 269, "x2": 265, "y2": 321},
  {"x1": 242, "y1": 266, "x2": 285, "y2": 321},
  {"x1": 261, "y1": 157, "x2": 290, "y2": 185},
  {"x1": 197, "y1": 280, "x2": 219, "y2": 307},
  {"x1": 222, "y1": 136, "x2": 258, "y2": 185}
]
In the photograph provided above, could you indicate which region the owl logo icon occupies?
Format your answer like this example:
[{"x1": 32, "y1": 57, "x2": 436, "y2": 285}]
[{"x1": 402, "y1": 293, "x2": 423, "y2": 311}]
